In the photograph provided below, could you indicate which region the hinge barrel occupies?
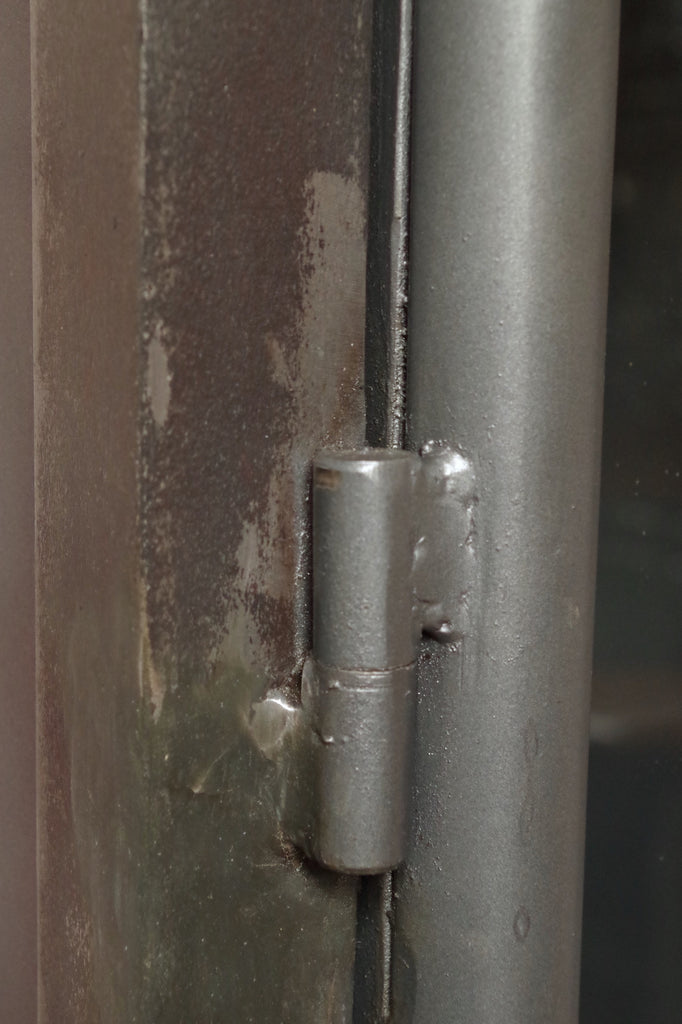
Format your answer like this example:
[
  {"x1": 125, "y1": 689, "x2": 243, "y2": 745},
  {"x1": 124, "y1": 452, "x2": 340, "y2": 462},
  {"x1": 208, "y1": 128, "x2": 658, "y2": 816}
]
[{"x1": 310, "y1": 450, "x2": 419, "y2": 873}]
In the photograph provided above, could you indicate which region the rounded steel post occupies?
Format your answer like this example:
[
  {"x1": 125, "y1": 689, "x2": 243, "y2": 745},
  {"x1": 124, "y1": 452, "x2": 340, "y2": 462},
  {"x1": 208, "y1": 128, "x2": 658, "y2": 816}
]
[{"x1": 393, "y1": 1, "x2": 621, "y2": 1021}]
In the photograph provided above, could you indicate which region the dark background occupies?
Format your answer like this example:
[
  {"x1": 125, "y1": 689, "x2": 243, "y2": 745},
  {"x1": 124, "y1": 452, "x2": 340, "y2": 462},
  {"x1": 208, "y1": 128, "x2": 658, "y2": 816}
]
[{"x1": 581, "y1": 1, "x2": 682, "y2": 1020}]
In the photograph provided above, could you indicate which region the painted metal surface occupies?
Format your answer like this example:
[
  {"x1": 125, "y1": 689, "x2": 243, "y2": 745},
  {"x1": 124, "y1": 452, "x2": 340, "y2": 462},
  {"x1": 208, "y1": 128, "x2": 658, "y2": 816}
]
[
  {"x1": 0, "y1": 2, "x2": 36, "y2": 1021},
  {"x1": 394, "y1": 2, "x2": 621, "y2": 1022},
  {"x1": 33, "y1": 0, "x2": 372, "y2": 1020}
]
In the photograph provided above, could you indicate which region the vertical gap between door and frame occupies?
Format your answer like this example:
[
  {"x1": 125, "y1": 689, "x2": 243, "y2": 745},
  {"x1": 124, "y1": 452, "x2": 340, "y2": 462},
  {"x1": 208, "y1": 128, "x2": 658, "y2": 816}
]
[{"x1": 354, "y1": 0, "x2": 413, "y2": 1020}]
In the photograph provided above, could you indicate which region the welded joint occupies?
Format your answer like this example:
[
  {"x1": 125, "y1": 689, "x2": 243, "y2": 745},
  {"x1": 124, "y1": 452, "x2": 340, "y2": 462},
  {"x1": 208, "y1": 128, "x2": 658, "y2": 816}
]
[{"x1": 248, "y1": 444, "x2": 476, "y2": 875}]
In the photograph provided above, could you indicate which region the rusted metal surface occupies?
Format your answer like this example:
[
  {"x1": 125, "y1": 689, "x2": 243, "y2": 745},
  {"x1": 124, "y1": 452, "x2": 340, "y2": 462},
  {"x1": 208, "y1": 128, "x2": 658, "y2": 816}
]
[
  {"x1": 33, "y1": 0, "x2": 372, "y2": 1019},
  {"x1": 0, "y1": 2, "x2": 36, "y2": 1021}
]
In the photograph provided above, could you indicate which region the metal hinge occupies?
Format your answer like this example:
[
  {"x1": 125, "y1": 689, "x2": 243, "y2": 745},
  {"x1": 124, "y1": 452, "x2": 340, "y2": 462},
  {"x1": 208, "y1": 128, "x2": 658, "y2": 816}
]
[{"x1": 249, "y1": 444, "x2": 476, "y2": 874}]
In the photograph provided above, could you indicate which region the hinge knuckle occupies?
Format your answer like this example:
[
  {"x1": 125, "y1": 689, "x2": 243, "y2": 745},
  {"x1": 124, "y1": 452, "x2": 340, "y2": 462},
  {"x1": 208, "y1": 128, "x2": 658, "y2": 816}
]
[
  {"x1": 306, "y1": 659, "x2": 415, "y2": 874},
  {"x1": 312, "y1": 450, "x2": 418, "y2": 671}
]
